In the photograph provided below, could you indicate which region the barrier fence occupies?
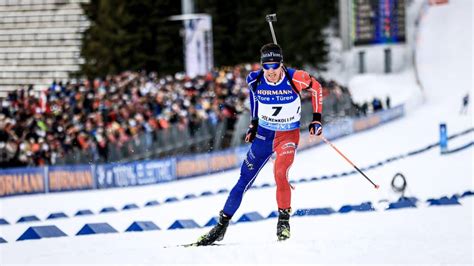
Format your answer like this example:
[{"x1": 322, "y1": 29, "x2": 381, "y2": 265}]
[{"x1": 0, "y1": 105, "x2": 406, "y2": 198}]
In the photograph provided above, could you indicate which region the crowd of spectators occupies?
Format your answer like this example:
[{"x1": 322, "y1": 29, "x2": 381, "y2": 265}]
[
  {"x1": 317, "y1": 77, "x2": 358, "y2": 120},
  {"x1": 0, "y1": 66, "x2": 253, "y2": 167},
  {"x1": 0, "y1": 64, "x2": 357, "y2": 168},
  {"x1": 351, "y1": 96, "x2": 392, "y2": 117}
]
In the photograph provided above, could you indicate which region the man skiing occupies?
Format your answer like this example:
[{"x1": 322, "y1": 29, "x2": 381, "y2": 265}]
[
  {"x1": 460, "y1": 93, "x2": 469, "y2": 114},
  {"x1": 196, "y1": 43, "x2": 323, "y2": 245}
]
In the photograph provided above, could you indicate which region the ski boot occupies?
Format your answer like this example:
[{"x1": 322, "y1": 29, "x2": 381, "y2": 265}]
[
  {"x1": 195, "y1": 210, "x2": 231, "y2": 246},
  {"x1": 277, "y1": 208, "x2": 291, "y2": 241}
]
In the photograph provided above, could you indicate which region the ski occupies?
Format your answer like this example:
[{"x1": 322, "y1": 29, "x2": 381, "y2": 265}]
[{"x1": 163, "y1": 242, "x2": 223, "y2": 248}]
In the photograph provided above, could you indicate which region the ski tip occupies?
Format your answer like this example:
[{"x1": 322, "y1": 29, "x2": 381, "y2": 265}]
[
  {"x1": 374, "y1": 184, "x2": 380, "y2": 189},
  {"x1": 180, "y1": 242, "x2": 222, "y2": 248},
  {"x1": 163, "y1": 242, "x2": 199, "y2": 248}
]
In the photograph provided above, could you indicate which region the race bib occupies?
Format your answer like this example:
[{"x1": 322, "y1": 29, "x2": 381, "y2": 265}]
[{"x1": 257, "y1": 96, "x2": 301, "y2": 131}]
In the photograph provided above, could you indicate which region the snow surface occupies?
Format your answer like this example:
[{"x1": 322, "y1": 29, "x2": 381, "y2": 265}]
[{"x1": 0, "y1": 0, "x2": 473, "y2": 264}]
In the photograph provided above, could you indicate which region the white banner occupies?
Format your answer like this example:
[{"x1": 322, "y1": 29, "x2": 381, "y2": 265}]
[{"x1": 184, "y1": 15, "x2": 213, "y2": 77}]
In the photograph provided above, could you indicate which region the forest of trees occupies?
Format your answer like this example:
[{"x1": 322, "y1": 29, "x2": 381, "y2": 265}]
[{"x1": 80, "y1": 0, "x2": 337, "y2": 78}]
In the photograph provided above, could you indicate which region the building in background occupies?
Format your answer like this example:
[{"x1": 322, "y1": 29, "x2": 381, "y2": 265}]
[{"x1": 0, "y1": 0, "x2": 90, "y2": 96}]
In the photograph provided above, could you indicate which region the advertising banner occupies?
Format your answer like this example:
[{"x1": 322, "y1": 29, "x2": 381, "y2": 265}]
[
  {"x1": 95, "y1": 159, "x2": 176, "y2": 189},
  {"x1": 0, "y1": 167, "x2": 45, "y2": 197},
  {"x1": 48, "y1": 165, "x2": 95, "y2": 192},
  {"x1": 176, "y1": 149, "x2": 240, "y2": 179}
]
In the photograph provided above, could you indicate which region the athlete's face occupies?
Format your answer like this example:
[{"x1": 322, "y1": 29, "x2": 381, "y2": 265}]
[{"x1": 262, "y1": 62, "x2": 283, "y2": 83}]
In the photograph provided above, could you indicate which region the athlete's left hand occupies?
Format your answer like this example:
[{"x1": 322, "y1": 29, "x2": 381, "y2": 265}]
[
  {"x1": 245, "y1": 119, "x2": 259, "y2": 143},
  {"x1": 309, "y1": 121, "x2": 322, "y2": 136}
]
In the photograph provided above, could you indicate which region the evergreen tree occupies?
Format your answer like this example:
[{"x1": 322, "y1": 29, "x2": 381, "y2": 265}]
[
  {"x1": 234, "y1": 0, "x2": 277, "y2": 64},
  {"x1": 80, "y1": 0, "x2": 182, "y2": 78}
]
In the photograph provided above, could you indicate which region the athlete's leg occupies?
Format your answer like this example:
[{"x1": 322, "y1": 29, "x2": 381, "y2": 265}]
[
  {"x1": 196, "y1": 133, "x2": 274, "y2": 246},
  {"x1": 273, "y1": 130, "x2": 300, "y2": 209},
  {"x1": 222, "y1": 136, "x2": 273, "y2": 216}
]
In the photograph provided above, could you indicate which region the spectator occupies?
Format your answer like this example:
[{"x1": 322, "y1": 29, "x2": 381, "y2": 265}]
[
  {"x1": 361, "y1": 102, "x2": 368, "y2": 116},
  {"x1": 372, "y1": 98, "x2": 383, "y2": 112}
]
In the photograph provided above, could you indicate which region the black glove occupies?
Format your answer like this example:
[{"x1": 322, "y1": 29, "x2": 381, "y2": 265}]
[
  {"x1": 245, "y1": 119, "x2": 259, "y2": 143},
  {"x1": 308, "y1": 113, "x2": 323, "y2": 136}
]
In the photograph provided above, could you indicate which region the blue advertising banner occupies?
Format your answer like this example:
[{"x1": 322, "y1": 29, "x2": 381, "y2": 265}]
[
  {"x1": 377, "y1": 105, "x2": 404, "y2": 123},
  {"x1": 299, "y1": 119, "x2": 354, "y2": 150},
  {"x1": 135, "y1": 159, "x2": 176, "y2": 185},
  {"x1": 208, "y1": 149, "x2": 240, "y2": 173},
  {"x1": 176, "y1": 153, "x2": 211, "y2": 179},
  {"x1": 47, "y1": 165, "x2": 95, "y2": 192},
  {"x1": 95, "y1": 163, "x2": 134, "y2": 189},
  {"x1": 95, "y1": 159, "x2": 176, "y2": 189},
  {"x1": 353, "y1": 105, "x2": 404, "y2": 132},
  {"x1": 322, "y1": 119, "x2": 354, "y2": 140},
  {"x1": 0, "y1": 167, "x2": 45, "y2": 197},
  {"x1": 176, "y1": 149, "x2": 241, "y2": 180}
]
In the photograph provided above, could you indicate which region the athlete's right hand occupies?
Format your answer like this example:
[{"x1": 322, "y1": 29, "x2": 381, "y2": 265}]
[
  {"x1": 309, "y1": 121, "x2": 322, "y2": 136},
  {"x1": 245, "y1": 119, "x2": 259, "y2": 143}
]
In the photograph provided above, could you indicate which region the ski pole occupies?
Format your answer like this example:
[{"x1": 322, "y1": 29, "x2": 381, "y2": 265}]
[
  {"x1": 320, "y1": 135, "x2": 379, "y2": 189},
  {"x1": 265, "y1": 14, "x2": 278, "y2": 44}
]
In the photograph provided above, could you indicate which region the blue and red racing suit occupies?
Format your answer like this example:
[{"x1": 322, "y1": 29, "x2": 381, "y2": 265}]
[{"x1": 222, "y1": 67, "x2": 322, "y2": 216}]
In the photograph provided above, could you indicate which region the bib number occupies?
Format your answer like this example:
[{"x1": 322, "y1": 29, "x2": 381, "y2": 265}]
[{"x1": 272, "y1": 106, "x2": 282, "y2": 116}]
